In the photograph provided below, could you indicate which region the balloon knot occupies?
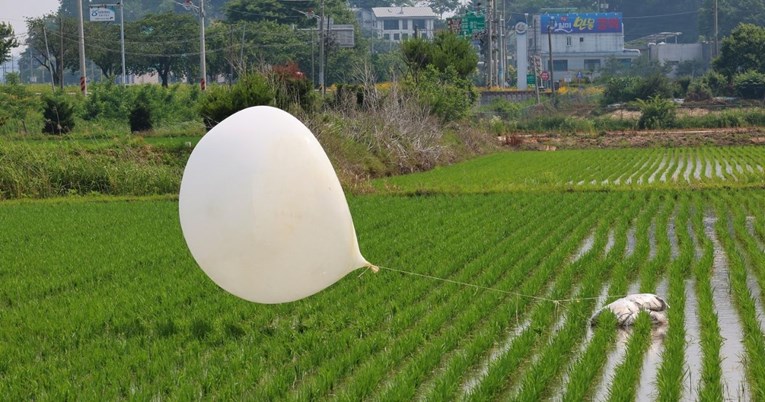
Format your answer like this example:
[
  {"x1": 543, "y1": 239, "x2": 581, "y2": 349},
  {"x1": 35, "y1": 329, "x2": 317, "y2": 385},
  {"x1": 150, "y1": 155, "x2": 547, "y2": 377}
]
[{"x1": 368, "y1": 264, "x2": 380, "y2": 273}]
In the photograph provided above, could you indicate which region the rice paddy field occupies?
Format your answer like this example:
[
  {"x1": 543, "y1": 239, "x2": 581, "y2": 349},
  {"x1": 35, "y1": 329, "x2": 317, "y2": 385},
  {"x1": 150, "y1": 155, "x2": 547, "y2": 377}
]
[{"x1": 2, "y1": 145, "x2": 765, "y2": 400}]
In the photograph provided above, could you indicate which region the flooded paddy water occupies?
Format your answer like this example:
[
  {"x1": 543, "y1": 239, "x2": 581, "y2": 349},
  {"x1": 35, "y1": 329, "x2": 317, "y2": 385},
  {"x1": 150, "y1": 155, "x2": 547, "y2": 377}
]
[
  {"x1": 546, "y1": 206, "x2": 763, "y2": 402},
  {"x1": 702, "y1": 215, "x2": 749, "y2": 400}
]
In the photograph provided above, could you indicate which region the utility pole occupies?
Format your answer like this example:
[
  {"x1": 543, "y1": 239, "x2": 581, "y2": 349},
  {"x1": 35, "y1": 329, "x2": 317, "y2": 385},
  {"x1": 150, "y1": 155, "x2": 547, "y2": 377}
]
[
  {"x1": 77, "y1": 0, "x2": 88, "y2": 95},
  {"x1": 486, "y1": 0, "x2": 493, "y2": 87},
  {"x1": 547, "y1": 16, "x2": 555, "y2": 104},
  {"x1": 713, "y1": 0, "x2": 719, "y2": 57},
  {"x1": 60, "y1": 14, "x2": 64, "y2": 89},
  {"x1": 319, "y1": 0, "x2": 325, "y2": 95},
  {"x1": 43, "y1": 24, "x2": 55, "y2": 91},
  {"x1": 181, "y1": 0, "x2": 207, "y2": 90},
  {"x1": 500, "y1": 0, "x2": 506, "y2": 87},
  {"x1": 200, "y1": 0, "x2": 206, "y2": 90},
  {"x1": 120, "y1": 1, "x2": 126, "y2": 85}
]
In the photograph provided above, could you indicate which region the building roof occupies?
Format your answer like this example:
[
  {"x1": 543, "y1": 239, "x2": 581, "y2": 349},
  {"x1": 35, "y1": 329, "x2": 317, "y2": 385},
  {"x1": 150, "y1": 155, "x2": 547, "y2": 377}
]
[{"x1": 371, "y1": 7, "x2": 436, "y2": 19}]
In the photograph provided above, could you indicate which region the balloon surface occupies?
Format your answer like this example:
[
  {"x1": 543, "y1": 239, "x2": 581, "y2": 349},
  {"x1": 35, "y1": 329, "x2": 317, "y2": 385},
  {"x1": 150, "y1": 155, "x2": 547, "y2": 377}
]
[{"x1": 179, "y1": 106, "x2": 370, "y2": 304}]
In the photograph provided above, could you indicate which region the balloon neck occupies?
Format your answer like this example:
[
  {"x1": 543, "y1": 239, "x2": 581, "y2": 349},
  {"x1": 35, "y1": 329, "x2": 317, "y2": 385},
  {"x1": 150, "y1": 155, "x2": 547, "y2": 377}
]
[{"x1": 366, "y1": 263, "x2": 379, "y2": 273}]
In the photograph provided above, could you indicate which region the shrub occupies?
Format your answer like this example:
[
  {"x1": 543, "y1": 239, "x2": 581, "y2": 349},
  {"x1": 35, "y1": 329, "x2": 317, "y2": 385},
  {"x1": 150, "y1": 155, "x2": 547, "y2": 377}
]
[
  {"x1": 733, "y1": 70, "x2": 765, "y2": 99},
  {"x1": 334, "y1": 84, "x2": 365, "y2": 108},
  {"x1": 685, "y1": 79, "x2": 713, "y2": 101},
  {"x1": 129, "y1": 89, "x2": 153, "y2": 132},
  {"x1": 484, "y1": 98, "x2": 524, "y2": 119},
  {"x1": 82, "y1": 81, "x2": 129, "y2": 121},
  {"x1": 636, "y1": 96, "x2": 676, "y2": 129},
  {"x1": 271, "y1": 62, "x2": 315, "y2": 112},
  {"x1": 407, "y1": 65, "x2": 477, "y2": 122},
  {"x1": 198, "y1": 73, "x2": 275, "y2": 130},
  {"x1": 601, "y1": 76, "x2": 639, "y2": 105},
  {"x1": 0, "y1": 78, "x2": 39, "y2": 133},
  {"x1": 674, "y1": 76, "x2": 692, "y2": 98},
  {"x1": 42, "y1": 92, "x2": 76, "y2": 135},
  {"x1": 701, "y1": 71, "x2": 730, "y2": 96},
  {"x1": 633, "y1": 73, "x2": 675, "y2": 100}
]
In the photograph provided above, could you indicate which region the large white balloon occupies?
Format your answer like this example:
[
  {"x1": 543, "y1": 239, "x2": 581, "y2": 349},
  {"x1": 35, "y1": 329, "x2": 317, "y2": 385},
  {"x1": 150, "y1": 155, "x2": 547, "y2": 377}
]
[{"x1": 179, "y1": 106, "x2": 371, "y2": 304}]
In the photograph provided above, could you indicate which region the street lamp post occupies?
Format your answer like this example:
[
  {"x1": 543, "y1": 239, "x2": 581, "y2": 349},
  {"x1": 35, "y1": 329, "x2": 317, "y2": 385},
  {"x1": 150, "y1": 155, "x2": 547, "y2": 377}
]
[{"x1": 547, "y1": 16, "x2": 555, "y2": 104}]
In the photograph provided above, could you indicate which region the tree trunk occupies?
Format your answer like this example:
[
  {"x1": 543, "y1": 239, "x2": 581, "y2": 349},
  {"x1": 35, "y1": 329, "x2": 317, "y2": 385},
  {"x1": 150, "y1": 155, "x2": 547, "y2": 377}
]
[{"x1": 159, "y1": 68, "x2": 169, "y2": 87}]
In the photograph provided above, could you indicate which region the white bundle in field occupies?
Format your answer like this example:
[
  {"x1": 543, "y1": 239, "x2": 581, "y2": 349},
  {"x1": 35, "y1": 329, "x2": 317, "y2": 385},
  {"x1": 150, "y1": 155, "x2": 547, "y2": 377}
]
[{"x1": 590, "y1": 293, "x2": 669, "y2": 327}]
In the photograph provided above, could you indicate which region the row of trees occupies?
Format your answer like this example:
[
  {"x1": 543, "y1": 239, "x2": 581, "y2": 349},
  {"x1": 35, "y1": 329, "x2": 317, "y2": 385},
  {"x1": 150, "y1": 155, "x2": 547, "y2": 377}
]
[
  {"x1": 20, "y1": 12, "x2": 200, "y2": 88},
  {"x1": 17, "y1": 0, "x2": 407, "y2": 88}
]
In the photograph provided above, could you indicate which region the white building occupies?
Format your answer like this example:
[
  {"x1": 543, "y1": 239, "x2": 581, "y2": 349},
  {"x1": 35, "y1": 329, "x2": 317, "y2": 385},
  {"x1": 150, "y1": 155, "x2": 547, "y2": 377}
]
[
  {"x1": 529, "y1": 12, "x2": 640, "y2": 81},
  {"x1": 648, "y1": 42, "x2": 706, "y2": 69},
  {"x1": 371, "y1": 7, "x2": 436, "y2": 42}
]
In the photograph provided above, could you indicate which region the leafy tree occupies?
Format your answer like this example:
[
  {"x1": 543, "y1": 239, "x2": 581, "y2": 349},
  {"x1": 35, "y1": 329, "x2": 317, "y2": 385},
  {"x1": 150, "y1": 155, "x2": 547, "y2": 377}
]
[
  {"x1": 225, "y1": 0, "x2": 354, "y2": 26},
  {"x1": 401, "y1": 37, "x2": 431, "y2": 80},
  {"x1": 601, "y1": 76, "x2": 639, "y2": 105},
  {"x1": 84, "y1": 20, "x2": 123, "y2": 79},
  {"x1": 205, "y1": 20, "x2": 312, "y2": 82},
  {"x1": 713, "y1": 23, "x2": 765, "y2": 78},
  {"x1": 126, "y1": 13, "x2": 199, "y2": 87},
  {"x1": 370, "y1": 50, "x2": 406, "y2": 82},
  {"x1": 428, "y1": 0, "x2": 460, "y2": 18},
  {"x1": 349, "y1": 0, "x2": 413, "y2": 8},
  {"x1": 675, "y1": 59, "x2": 707, "y2": 78},
  {"x1": 699, "y1": 0, "x2": 765, "y2": 40},
  {"x1": 0, "y1": 22, "x2": 19, "y2": 64},
  {"x1": 225, "y1": 0, "x2": 292, "y2": 25},
  {"x1": 402, "y1": 32, "x2": 477, "y2": 81},
  {"x1": 401, "y1": 33, "x2": 477, "y2": 122},
  {"x1": 429, "y1": 32, "x2": 478, "y2": 79},
  {"x1": 25, "y1": 14, "x2": 80, "y2": 87},
  {"x1": 407, "y1": 64, "x2": 477, "y2": 122},
  {"x1": 350, "y1": 0, "x2": 394, "y2": 8},
  {"x1": 733, "y1": 70, "x2": 765, "y2": 99},
  {"x1": 326, "y1": 47, "x2": 367, "y2": 85}
]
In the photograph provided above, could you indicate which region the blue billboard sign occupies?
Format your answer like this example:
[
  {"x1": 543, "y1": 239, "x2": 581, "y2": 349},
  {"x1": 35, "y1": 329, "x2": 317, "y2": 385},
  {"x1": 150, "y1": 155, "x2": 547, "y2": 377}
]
[{"x1": 540, "y1": 13, "x2": 622, "y2": 34}]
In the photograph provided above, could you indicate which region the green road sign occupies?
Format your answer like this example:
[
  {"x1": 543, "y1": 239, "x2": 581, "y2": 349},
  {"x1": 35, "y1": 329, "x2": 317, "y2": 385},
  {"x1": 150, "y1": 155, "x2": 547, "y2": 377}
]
[
  {"x1": 460, "y1": 12, "x2": 485, "y2": 37},
  {"x1": 527, "y1": 74, "x2": 536, "y2": 85}
]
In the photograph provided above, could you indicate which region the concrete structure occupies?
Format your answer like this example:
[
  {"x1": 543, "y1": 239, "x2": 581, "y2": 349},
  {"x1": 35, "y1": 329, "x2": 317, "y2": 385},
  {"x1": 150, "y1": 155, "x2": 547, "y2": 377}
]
[
  {"x1": 370, "y1": 7, "x2": 436, "y2": 42},
  {"x1": 515, "y1": 21, "x2": 529, "y2": 89},
  {"x1": 529, "y1": 12, "x2": 640, "y2": 82},
  {"x1": 647, "y1": 42, "x2": 708, "y2": 76}
]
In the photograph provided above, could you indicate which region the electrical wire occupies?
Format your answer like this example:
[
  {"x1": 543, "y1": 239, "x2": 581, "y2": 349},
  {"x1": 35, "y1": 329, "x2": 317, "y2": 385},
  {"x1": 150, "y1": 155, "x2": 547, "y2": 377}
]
[{"x1": 622, "y1": 10, "x2": 699, "y2": 20}]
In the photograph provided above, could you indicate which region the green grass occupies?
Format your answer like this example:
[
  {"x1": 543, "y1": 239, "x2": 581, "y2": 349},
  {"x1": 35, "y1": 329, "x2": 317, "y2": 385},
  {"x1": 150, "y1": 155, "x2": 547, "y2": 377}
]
[
  {"x1": 375, "y1": 146, "x2": 765, "y2": 193},
  {"x1": 3, "y1": 147, "x2": 765, "y2": 399}
]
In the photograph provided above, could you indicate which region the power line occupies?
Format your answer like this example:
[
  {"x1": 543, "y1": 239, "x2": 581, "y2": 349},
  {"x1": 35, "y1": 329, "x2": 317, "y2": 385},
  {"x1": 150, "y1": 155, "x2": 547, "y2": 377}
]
[{"x1": 622, "y1": 10, "x2": 699, "y2": 20}]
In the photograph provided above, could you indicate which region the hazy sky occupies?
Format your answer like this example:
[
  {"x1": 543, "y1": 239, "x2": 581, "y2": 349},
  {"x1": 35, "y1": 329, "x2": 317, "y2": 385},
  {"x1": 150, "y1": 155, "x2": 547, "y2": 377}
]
[{"x1": 1, "y1": 0, "x2": 61, "y2": 55}]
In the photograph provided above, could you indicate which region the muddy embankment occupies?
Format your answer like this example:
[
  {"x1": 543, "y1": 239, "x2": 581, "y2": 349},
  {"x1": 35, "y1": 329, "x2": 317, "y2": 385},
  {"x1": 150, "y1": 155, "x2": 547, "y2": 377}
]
[{"x1": 503, "y1": 128, "x2": 765, "y2": 151}]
